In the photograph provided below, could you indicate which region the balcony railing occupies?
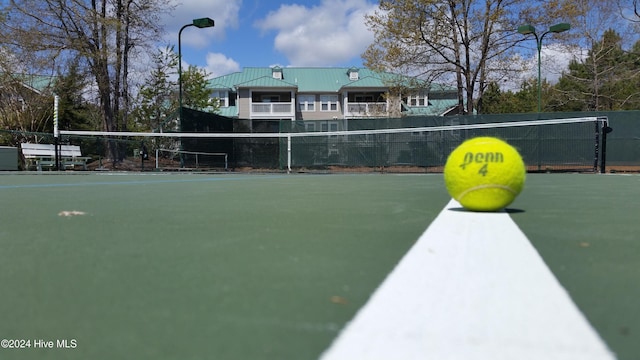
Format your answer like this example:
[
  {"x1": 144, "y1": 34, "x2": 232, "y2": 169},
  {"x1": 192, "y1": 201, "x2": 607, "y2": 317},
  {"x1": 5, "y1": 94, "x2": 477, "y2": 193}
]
[
  {"x1": 346, "y1": 102, "x2": 387, "y2": 117},
  {"x1": 251, "y1": 102, "x2": 294, "y2": 117}
]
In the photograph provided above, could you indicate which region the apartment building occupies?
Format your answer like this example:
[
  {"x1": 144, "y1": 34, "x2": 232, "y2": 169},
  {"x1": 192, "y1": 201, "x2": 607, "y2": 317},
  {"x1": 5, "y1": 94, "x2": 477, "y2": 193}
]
[{"x1": 207, "y1": 66, "x2": 460, "y2": 131}]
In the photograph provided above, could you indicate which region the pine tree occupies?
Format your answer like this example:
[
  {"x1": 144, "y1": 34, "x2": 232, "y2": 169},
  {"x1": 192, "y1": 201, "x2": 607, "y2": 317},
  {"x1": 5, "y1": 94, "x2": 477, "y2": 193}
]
[
  {"x1": 53, "y1": 60, "x2": 97, "y2": 132},
  {"x1": 551, "y1": 29, "x2": 640, "y2": 111}
]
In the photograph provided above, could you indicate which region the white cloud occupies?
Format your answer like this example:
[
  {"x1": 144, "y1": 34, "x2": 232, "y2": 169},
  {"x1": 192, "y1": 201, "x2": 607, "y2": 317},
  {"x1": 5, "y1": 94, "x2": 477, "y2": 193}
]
[
  {"x1": 205, "y1": 53, "x2": 241, "y2": 78},
  {"x1": 255, "y1": 0, "x2": 377, "y2": 66},
  {"x1": 161, "y1": 0, "x2": 241, "y2": 49},
  {"x1": 519, "y1": 43, "x2": 584, "y2": 85}
]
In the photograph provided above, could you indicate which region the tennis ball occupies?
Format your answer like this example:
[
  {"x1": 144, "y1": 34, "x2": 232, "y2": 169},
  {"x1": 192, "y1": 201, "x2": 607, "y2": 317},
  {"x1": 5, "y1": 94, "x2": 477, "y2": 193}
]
[{"x1": 444, "y1": 137, "x2": 525, "y2": 212}]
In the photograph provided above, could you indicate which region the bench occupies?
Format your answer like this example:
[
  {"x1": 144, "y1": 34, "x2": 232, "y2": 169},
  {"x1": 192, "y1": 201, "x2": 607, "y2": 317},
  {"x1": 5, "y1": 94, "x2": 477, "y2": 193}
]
[{"x1": 20, "y1": 143, "x2": 91, "y2": 171}]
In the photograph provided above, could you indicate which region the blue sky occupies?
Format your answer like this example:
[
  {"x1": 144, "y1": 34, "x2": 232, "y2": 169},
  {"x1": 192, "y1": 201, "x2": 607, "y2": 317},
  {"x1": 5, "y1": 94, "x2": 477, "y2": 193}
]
[
  {"x1": 157, "y1": 0, "x2": 640, "y2": 86},
  {"x1": 159, "y1": 0, "x2": 378, "y2": 77}
]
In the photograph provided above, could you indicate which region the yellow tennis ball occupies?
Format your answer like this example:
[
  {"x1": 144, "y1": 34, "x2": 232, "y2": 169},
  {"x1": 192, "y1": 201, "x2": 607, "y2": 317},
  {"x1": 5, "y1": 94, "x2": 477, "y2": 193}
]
[{"x1": 444, "y1": 137, "x2": 526, "y2": 212}]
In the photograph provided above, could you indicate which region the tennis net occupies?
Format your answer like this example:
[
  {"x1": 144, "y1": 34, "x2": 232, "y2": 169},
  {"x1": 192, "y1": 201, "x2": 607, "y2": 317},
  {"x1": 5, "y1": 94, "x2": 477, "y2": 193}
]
[{"x1": 59, "y1": 116, "x2": 610, "y2": 173}]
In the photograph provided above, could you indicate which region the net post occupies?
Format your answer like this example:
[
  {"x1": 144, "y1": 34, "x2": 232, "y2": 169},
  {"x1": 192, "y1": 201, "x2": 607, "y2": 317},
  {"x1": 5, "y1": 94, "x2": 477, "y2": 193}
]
[
  {"x1": 594, "y1": 119, "x2": 600, "y2": 173},
  {"x1": 599, "y1": 117, "x2": 612, "y2": 174}
]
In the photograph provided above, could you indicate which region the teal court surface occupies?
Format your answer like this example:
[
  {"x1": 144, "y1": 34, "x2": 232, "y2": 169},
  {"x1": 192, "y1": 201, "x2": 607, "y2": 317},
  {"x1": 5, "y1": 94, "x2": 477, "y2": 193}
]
[{"x1": 0, "y1": 172, "x2": 639, "y2": 359}]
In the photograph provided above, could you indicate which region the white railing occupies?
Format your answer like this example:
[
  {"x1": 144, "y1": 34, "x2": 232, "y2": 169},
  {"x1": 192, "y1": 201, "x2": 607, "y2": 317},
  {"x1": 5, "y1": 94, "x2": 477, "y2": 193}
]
[
  {"x1": 251, "y1": 102, "x2": 294, "y2": 117},
  {"x1": 346, "y1": 102, "x2": 387, "y2": 117}
]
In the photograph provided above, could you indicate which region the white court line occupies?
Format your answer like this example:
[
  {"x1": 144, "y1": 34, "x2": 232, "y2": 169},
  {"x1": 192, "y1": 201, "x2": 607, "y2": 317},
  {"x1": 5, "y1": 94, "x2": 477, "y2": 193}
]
[{"x1": 320, "y1": 199, "x2": 616, "y2": 360}]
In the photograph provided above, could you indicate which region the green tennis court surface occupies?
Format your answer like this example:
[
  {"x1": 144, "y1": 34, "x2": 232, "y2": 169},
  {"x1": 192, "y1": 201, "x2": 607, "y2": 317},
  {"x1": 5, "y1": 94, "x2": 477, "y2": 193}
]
[{"x1": 0, "y1": 173, "x2": 638, "y2": 359}]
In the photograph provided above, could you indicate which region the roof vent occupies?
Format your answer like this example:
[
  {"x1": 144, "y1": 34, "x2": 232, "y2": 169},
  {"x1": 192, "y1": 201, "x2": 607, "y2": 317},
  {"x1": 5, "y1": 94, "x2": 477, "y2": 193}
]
[{"x1": 272, "y1": 66, "x2": 283, "y2": 79}]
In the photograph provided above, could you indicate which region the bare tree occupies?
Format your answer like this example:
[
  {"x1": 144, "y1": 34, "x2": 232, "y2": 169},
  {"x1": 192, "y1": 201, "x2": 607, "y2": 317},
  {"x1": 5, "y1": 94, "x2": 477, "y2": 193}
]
[
  {"x1": 363, "y1": 0, "x2": 533, "y2": 115},
  {"x1": 0, "y1": 72, "x2": 54, "y2": 145},
  {"x1": 1, "y1": 0, "x2": 172, "y2": 160},
  {"x1": 619, "y1": 0, "x2": 640, "y2": 23}
]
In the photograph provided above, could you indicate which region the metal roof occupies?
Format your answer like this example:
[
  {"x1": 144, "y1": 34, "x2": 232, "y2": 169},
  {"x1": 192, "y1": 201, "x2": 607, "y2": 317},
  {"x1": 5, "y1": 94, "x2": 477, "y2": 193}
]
[
  {"x1": 235, "y1": 76, "x2": 297, "y2": 89},
  {"x1": 208, "y1": 67, "x2": 406, "y2": 93},
  {"x1": 403, "y1": 99, "x2": 461, "y2": 116},
  {"x1": 1, "y1": 73, "x2": 55, "y2": 94},
  {"x1": 217, "y1": 106, "x2": 238, "y2": 118}
]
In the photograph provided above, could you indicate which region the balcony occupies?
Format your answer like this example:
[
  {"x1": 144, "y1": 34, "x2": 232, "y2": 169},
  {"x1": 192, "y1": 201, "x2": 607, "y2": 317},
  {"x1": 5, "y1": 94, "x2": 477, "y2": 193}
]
[
  {"x1": 250, "y1": 102, "x2": 294, "y2": 118},
  {"x1": 346, "y1": 102, "x2": 388, "y2": 117}
]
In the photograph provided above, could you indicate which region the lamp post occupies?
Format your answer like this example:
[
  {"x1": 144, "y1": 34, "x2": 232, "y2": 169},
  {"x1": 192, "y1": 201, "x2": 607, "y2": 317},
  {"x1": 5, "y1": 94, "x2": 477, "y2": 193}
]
[
  {"x1": 178, "y1": 17, "x2": 214, "y2": 166},
  {"x1": 517, "y1": 23, "x2": 570, "y2": 112},
  {"x1": 178, "y1": 17, "x2": 215, "y2": 125}
]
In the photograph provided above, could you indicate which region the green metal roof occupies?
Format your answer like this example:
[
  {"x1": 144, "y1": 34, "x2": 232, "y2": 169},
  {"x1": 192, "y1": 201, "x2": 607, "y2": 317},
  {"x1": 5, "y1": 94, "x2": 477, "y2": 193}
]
[
  {"x1": 217, "y1": 106, "x2": 238, "y2": 118},
  {"x1": 235, "y1": 76, "x2": 297, "y2": 88},
  {"x1": 403, "y1": 99, "x2": 460, "y2": 116},
  {"x1": 24, "y1": 75, "x2": 54, "y2": 93},
  {"x1": 208, "y1": 82, "x2": 233, "y2": 90},
  {"x1": 1, "y1": 73, "x2": 55, "y2": 94},
  {"x1": 208, "y1": 67, "x2": 413, "y2": 93},
  {"x1": 341, "y1": 75, "x2": 389, "y2": 88}
]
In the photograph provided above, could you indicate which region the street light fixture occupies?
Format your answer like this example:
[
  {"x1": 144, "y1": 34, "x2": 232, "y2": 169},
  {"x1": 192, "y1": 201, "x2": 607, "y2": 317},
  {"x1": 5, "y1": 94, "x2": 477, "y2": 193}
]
[
  {"x1": 178, "y1": 17, "x2": 214, "y2": 166},
  {"x1": 518, "y1": 23, "x2": 570, "y2": 112}
]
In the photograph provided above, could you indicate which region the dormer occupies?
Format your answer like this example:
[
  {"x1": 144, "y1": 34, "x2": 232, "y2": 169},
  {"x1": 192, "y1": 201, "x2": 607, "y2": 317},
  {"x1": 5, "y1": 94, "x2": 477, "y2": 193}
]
[
  {"x1": 272, "y1": 66, "x2": 283, "y2": 79},
  {"x1": 348, "y1": 67, "x2": 359, "y2": 81}
]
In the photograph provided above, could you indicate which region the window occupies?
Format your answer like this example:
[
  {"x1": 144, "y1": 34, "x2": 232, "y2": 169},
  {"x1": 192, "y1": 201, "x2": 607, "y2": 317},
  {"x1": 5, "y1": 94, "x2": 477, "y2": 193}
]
[
  {"x1": 261, "y1": 95, "x2": 280, "y2": 102},
  {"x1": 354, "y1": 94, "x2": 374, "y2": 102},
  {"x1": 322, "y1": 122, "x2": 339, "y2": 137},
  {"x1": 298, "y1": 95, "x2": 315, "y2": 112},
  {"x1": 320, "y1": 95, "x2": 339, "y2": 111},
  {"x1": 210, "y1": 90, "x2": 228, "y2": 107},
  {"x1": 408, "y1": 93, "x2": 428, "y2": 107},
  {"x1": 305, "y1": 123, "x2": 316, "y2": 132}
]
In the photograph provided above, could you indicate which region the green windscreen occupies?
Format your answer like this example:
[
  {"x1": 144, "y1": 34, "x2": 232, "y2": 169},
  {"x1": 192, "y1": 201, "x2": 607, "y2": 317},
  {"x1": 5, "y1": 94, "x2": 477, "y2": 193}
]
[{"x1": 52, "y1": 116, "x2": 606, "y2": 172}]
